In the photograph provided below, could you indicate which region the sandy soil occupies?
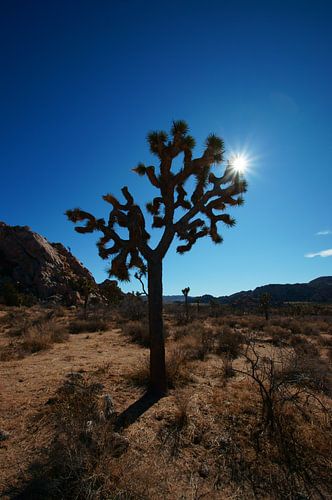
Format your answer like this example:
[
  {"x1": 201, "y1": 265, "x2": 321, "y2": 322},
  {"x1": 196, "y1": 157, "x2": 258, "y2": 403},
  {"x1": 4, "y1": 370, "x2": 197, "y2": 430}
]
[{"x1": 0, "y1": 323, "x2": 146, "y2": 493}]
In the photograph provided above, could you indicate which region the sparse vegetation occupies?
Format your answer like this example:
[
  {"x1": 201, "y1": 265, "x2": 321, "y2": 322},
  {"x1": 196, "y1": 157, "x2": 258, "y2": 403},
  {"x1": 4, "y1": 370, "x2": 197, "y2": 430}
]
[
  {"x1": 1, "y1": 303, "x2": 332, "y2": 499},
  {"x1": 122, "y1": 320, "x2": 150, "y2": 347},
  {"x1": 69, "y1": 317, "x2": 108, "y2": 334}
]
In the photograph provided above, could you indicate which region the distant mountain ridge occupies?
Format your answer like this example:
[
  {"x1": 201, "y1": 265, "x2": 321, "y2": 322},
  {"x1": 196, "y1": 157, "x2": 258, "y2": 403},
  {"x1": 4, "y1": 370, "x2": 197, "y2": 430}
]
[{"x1": 164, "y1": 277, "x2": 332, "y2": 304}]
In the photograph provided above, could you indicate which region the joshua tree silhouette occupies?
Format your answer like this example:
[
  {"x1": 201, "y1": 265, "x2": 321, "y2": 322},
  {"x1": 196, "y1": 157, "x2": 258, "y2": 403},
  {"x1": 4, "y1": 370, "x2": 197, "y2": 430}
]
[
  {"x1": 260, "y1": 292, "x2": 272, "y2": 321},
  {"x1": 182, "y1": 286, "x2": 190, "y2": 323},
  {"x1": 66, "y1": 120, "x2": 247, "y2": 395}
]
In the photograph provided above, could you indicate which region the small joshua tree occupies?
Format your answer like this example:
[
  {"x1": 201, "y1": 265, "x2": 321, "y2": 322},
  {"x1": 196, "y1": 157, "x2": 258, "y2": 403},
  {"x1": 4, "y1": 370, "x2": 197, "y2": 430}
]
[
  {"x1": 75, "y1": 277, "x2": 96, "y2": 317},
  {"x1": 182, "y1": 286, "x2": 190, "y2": 323},
  {"x1": 66, "y1": 121, "x2": 247, "y2": 395},
  {"x1": 134, "y1": 264, "x2": 148, "y2": 297},
  {"x1": 260, "y1": 292, "x2": 271, "y2": 321}
]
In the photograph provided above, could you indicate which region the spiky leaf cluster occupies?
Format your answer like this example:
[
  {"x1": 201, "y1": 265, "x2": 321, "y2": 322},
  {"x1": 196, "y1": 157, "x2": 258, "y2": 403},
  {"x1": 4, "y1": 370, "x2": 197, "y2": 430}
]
[
  {"x1": 66, "y1": 186, "x2": 150, "y2": 281},
  {"x1": 66, "y1": 120, "x2": 247, "y2": 280}
]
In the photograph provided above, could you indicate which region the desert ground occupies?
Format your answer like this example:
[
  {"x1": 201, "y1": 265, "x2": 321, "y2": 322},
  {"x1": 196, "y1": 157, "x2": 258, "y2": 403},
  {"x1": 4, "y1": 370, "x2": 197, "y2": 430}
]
[{"x1": 0, "y1": 300, "x2": 331, "y2": 499}]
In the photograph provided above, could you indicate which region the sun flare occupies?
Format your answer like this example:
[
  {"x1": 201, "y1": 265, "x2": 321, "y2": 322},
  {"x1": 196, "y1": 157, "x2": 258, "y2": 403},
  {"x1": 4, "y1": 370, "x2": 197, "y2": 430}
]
[{"x1": 230, "y1": 153, "x2": 248, "y2": 174}]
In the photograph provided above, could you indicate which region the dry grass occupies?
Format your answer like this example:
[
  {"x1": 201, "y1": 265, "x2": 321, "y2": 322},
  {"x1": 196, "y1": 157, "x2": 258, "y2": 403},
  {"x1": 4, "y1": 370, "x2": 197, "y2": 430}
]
[
  {"x1": 22, "y1": 319, "x2": 69, "y2": 353},
  {"x1": 0, "y1": 317, "x2": 69, "y2": 360},
  {"x1": 1, "y1": 306, "x2": 332, "y2": 499},
  {"x1": 121, "y1": 320, "x2": 150, "y2": 347},
  {"x1": 8, "y1": 374, "x2": 130, "y2": 499},
  {"x1": 69, "y1": 317, "x2": 108, "y2": 334},
  {"x1": 215, "y1": 326, "x2": 243, "y2": 359}
]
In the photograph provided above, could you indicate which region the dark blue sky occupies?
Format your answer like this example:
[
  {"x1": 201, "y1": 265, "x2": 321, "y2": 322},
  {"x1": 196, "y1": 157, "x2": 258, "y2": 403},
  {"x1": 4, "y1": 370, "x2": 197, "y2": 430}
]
[{"x1": 1, "y1": 0, "x2": 331, "y2": 295}]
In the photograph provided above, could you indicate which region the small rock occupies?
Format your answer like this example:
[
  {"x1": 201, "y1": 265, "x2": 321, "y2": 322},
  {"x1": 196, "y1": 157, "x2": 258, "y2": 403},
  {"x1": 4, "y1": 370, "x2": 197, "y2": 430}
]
[
  {"x1": 45, "y1": 397, "x2": 57, "y2": 405},
  {"x1": 104, "y1": 394, "x2": 117, "y2": 420},
  {"x1": 0, "y1": 430, "x2": 10, "y2": 441},
  {"x1": 199, "y1": 464, "x2": 209, "y2": 478}
]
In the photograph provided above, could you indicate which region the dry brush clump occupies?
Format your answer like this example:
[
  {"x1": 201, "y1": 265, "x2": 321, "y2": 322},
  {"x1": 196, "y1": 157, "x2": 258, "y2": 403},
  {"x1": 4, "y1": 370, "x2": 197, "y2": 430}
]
[
  {"x1": 209, "y1": 341, "x2": 332, "y2": 498},
  {"x1": 173, "y1": 322, "x2": 216, "y2": 361},
  {"x1": 11, "y1": 374, "x2": 130, "y2": 500},
  {"x1": 122, "y1": 320, "x2": 169, "y2": 348},
  {"x1": 69, "y1": 317, "x2": 108, "y2": 335},
  {"x1": 121, "y1": 320, "x2": 150, "y2": 347},
  {"x1": 119, "y1": 294, "x2": 147, "y2": 322},
  {"x1": 126, "y1": 346, "x2": 193, "y2": 390},
  {"x1": 215, "y1": 325, "x2": 243, "y2": 359},
  {"x1": 0, "y1": 315, "x2": 69, "y2": 360},
  {"x1": 158, "y1": 392, "x2": 194, "y2": 457},
  {"x1": 22, "y1": 319, "x2": 69, "y2": 353},
  {"x1": 264, "y1": 324, "x2": 291, "y2": 346}
]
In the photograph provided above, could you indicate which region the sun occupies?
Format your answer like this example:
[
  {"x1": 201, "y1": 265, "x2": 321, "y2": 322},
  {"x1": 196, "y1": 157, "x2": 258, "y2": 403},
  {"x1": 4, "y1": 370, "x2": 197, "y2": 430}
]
[{"x1": 230, "y1": 153, "x2": 248, "y2": 174}]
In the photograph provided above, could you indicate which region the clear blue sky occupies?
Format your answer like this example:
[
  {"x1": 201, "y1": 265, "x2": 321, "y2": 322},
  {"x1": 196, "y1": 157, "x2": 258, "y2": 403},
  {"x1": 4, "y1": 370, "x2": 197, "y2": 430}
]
[{"x1": 1, "y1": 0, "x2": 331, "y2": 295}]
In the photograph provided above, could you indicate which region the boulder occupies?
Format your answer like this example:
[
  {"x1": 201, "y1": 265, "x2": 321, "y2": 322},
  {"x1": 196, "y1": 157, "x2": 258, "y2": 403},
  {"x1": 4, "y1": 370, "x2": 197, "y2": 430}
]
[{"x1": 0, "y1": 222, "x2": 96, "y2": 303}]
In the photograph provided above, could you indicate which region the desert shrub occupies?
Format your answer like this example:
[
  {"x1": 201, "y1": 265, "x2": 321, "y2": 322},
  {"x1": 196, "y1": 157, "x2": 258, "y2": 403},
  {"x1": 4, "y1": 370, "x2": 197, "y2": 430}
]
[
  {"x1": 22, "y1": 319, "x2": 69, "y2": 353},
  {"x1": 0, "y1": 282, "x2": 37, "y2": 307},
  {"x1": 180, "y1": 325, "x2": 215, "y2": 361},
  {"x1": 221, "y1": 354, "x2": 235, "y2": 379},
  {"x1": 270, "y1": 317, "x2": 291, "y2": 329},
  {"x1": 124, "y1": 356, "x2": 150, "y2": 387},
  {"x1": 69, "y1": 318, "x2": 108, "y2": 334},
  {"x1": 289, "y1": 334, "x2": 308, "y2": 346},
  {"x1": 223, "y1": 316, "x2": 238, "y2": 328},
  {"x1": 247, "y1": 316, "x2": 266, "y2": 331},
  {"x1": 214, "y1": 394, "x2": 332, "y2": 499},
  {"x1": 126, "y1": 347, "x2": 191, "y2": 389},
  {"x1": 200, "y1": 327, "x2": 215, "y2": 359},
  {"x1": 265, "y1": 325, "x2": 291, "y2": 346},
  {"x1": 14, "y1": 374, "x2": 129, "y2": 499},
  {"x1": 233, "y1": 317, "x2": 251, "y2": 329},
  {"x1": 215, "y1": 326, "x2": 243, "y2": 359},
  {"x1": 230, "y1": 342, "x2": 332, "y2": 497},
  {"x1": 173, "y1": 324, "x2": 190, "y2": 341},
  {"x1": 166, "y1": 346, "x2": 192, "y2": 388},
  {"x1": 119, "y1": 294, "x2": 146, "y2": 321},
  {"x1": 302, "y1": 323, "x2": 321, "y2": 336},
  {"x1": 122, "y1": 320, "x2": 150, "y2": 347},
  {"x1": 288, "y1": 319, "x2": 303, "y2": 335},
  {"x1": 286, "y1": 342, "x2": 332, "y2": 395},
  {"x1": 7, "y1": 316, "x2": 32, "y2": 337},
  {"x1": 0, "y1": 342, "x2": 24, "y2": 361}
]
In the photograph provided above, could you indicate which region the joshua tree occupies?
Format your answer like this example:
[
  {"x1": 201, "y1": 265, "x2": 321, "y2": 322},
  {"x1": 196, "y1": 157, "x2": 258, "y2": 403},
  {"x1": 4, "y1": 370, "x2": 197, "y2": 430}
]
[
  {"x1": 134, "y1": 265, "x2": 148, "y2": 297},
  {"x1": 260, "y1": 292, "x2": 272, "y2": 321},
  {"x1": 66, "y1": 120, "x2": 247, "y2": 395},
  {"x1": 75, "y1": 277, "x2": 96, "y2": 317},
  {"x1": 182, "y1": 286, "x2": 190, "y2": 323}
]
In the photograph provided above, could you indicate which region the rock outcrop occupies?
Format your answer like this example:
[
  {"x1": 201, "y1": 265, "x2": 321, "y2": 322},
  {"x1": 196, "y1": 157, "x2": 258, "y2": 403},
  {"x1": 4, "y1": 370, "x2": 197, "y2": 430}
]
[{"x1": 0, "y1": 222, "x2": 96, "y2": 302}]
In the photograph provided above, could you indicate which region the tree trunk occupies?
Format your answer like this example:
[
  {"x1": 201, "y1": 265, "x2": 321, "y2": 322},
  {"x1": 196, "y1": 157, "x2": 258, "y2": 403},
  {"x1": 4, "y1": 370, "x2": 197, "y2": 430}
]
[
  {"x1": 185, "y1": 295, "x2": 189, "y2": 323},
  {"x1": 148, "y1": 258, "x2": 167, "y2": 396}
]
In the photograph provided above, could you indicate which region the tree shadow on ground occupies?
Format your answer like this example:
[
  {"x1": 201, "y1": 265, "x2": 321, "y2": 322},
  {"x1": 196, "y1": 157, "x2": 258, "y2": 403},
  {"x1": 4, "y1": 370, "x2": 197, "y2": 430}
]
[{"x1": 114, "y1": 391, "x2": 163, "y2": 430}]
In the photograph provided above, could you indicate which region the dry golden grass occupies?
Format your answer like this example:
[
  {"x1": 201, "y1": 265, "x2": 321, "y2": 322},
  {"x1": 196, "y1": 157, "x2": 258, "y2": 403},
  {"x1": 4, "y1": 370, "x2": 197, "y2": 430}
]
[
  {"x1": 69, "y1": 317, "x2": 108, "y2": 334},
  {"x1": 1, "y1": 305, "x2": 332, "y2": 499}
]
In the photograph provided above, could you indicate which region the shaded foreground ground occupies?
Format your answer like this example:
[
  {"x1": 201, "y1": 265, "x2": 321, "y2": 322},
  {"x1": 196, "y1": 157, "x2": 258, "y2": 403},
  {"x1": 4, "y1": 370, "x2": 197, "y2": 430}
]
[{"x1": 0, "y1": 304, "x2": 331, "y2": 499}]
